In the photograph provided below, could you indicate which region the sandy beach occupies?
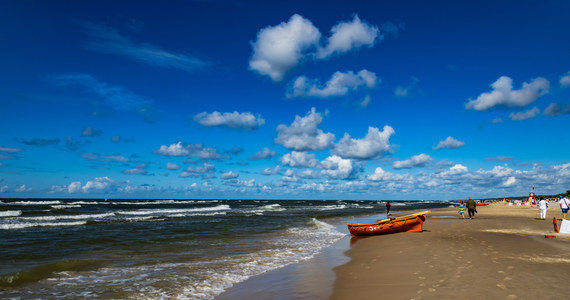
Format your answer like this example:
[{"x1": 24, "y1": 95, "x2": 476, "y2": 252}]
[{"x1": 332, "y1": 204, "x2": 570, "y2": 300}]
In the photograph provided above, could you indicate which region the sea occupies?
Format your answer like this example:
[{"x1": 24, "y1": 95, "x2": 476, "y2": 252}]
[{"x1": 0, "y1": 198, "x2": 451, "y2": 299}]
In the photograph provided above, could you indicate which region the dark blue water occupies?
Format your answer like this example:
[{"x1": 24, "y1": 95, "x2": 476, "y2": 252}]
[{"x1": 0, "y1": 198, "x2": 450, "y2": 299}]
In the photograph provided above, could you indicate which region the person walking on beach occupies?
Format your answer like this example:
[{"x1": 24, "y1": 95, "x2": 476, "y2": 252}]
[
  {"x1": 466, "y1": 197, "x2": 476, "y2": 219},
  {"x1": 458, "y1": 200, "x2": 465, "y2": 218},
  {"x1": 386, "y1": 201, "x2": 391, "y2": 215},
  {"x1": 538, "y1": 197, "x2": 549, "y2": 220},
  {"x1": 559, "y1": 195, "x2": 569, "y2": 220}
]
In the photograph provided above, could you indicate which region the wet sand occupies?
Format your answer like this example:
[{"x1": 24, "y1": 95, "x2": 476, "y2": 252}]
[{"x1": 332, "y1": 204, "x2": 570, "y2": 300}]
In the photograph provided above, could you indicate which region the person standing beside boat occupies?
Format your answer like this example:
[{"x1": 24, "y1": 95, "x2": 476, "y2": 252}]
[
  {"x1": 386, "y1": 201, "x2": 391, "y2": 215},
  {"x1": 466, "y1": 197, "x2": 476, "y2": 219}
]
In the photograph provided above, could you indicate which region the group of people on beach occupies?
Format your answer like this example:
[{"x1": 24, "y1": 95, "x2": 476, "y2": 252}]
[
  {"x1": 457, "y1": 195, "x2": 570, "y2": 221},
  {"x1": 538, "y1": 195, "x2": 570, "y2": 220},
  {"x1": 457, "y1": 197, "x2": 477, "y2": 219}
]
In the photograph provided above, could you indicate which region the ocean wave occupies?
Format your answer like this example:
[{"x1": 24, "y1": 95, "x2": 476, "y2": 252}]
[
  {"x1": 115, "y1": 204, "x2": 231, "y2": 216},
  {"x1": 3, "y1": 200, "x2": 62, "y2": 206},
  {"x1": 51, "y1": 205, "x2": 82, "y2": 209},
  {"x1": 0, "y1": 221, "x2": 87, "y2": 230},
  {"x1": 17, "y1": 213, "x2": 115, "y2": 222},
  {"x1": 0, "y1": 210, "x2": 22, "y2": 217}
]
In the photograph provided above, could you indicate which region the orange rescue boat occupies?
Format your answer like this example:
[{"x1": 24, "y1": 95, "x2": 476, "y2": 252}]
[{"x1": 347, "y1": 210, "x2": 430, "y2": 236}]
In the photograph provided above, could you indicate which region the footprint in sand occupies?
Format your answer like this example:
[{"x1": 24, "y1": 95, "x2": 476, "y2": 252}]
[
  {"x1": 497, "y1": 270, "x2": 505, "y2": 275},
  {"x1": 428, "y1": 288, "x2": 436, "y2": 292},
  {"x1": 504, "y1": 277, "x2": 512, "y2": 281},
  {"x1": 507, "y1": 266, "x2": 514, "y2": 270},
  {"x1": 497, "y1": 283, "x2": 507, "y2": 290},
  {"x1": 506, "y1": 294, "x2": 517, "y2": 299}
]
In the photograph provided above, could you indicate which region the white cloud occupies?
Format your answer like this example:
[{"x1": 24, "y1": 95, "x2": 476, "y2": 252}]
[
  {"x1": 543, "y1": 103, "x2": 570, "y2": 116},
  {"x1": 360, "y1": 95, "x2": 371, "y2": 107},
  {"x1": 180, "y1": 163, "x2": 215, "y2": 178},
  {"x1": 332, "y1": 126, "x2": 394, "y2": 159},
  {"x1": 317, "y1": 15, "x2": 379, "y2": 58},
  {"x1": 320, "y1": 155, "x2": 355, "y2": 179},
  {"x1": 492, "y1": 118, "x2": 503, "y2": 123},
  {"x1": 249, "y1": 14, "x2": 321, "y2": 81},
  {"x1": 83, "y1": 22, "x2": 207, "y2": 72},
  {"x1": 263, "y1": 166, "x2": 281, "y2": 175},
  {"x1": 153, "y1": 142, "x2": 189, "y2": 156},
  {"x1": 194, "y1": 111, "x2": 265, "y2": 129},
  {"x1": 393, "y1": 154, "x2": 432, "y2": 169},
  {"x1": 16, "y1": 185, "x2": 31, "y2": 192},
  {"x1": 466, "y1": 76, "x2": 549, "y2": 111},
  {"x1": 153, "y1": 142, "x2": 222, "y2": 159},
  {"x1": 81, "y1": 126, "x2": 103, "y2": 137},
  {"x1": 432, "y1": 136, "x2": 465, "y2": 150},
  {"x1": 68, "y1": 181, "x2": 82, "y2": 193},
  {"x1": 249, "y1": 148, "x2": 278, "y2": 160},
  {"x1": 274, "y1": 108, "x2": 335, "y2": 151},
  {"x1": 166, "y1": 162, "x2": 181, "y2": 170},
  {"x1": 123, "y1": 164, "x2": 147, "y2": 175},
  {"x1": 509, "y1": 107, "x2": 540, "y2": 121},
  {"x1": 442, "y1": 164, "x2": 469, "y2": 176},
  {"x1": 82, "y1": 177, "x2": 116, "y2": 192},
  {"x1": 560, "y1": 71, "x2": 570, "y2": 87},
  {"x1": 249, "y1": 14, "x2": 380, "y2": 81},
  {"x1": 221, "y1": 171, "x2": 239, "y2": 179},
  {"x1": 0, "y1": 146, "x2": 22, "y2": 153},
  {"x1": 280, "y1": 151, "x2": 319, "y2": 168},
  {"x1": 287, "y1": 69, "x2": 377, "y2": 98},
  {"x1": 367, "y1": 167, "x2": 413, "y2": 182}
]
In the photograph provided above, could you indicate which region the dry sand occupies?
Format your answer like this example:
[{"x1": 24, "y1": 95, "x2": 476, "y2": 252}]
[{"x1": 332, "y1": 204, "x2": 570, "y2": 300}]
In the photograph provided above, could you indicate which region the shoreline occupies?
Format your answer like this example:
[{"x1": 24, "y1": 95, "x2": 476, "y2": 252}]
[{"x1": 332, "y1": 204, "x2": 570, "y2": 299}]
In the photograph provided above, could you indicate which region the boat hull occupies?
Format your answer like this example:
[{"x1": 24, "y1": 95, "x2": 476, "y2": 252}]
[{"x1": 347, "y1": 211, "x2": 429, "y2": 236}]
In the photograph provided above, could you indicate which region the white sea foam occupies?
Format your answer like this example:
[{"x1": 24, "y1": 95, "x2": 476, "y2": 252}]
[
  {"x1": 0, "y1": 221, "x2": 87, "y2": 230},
  {"x1": 51, "y1": 205, "x2": 82, "y2": 209},
  {"x1": 18, "y1": 213, "x2": 115, "y2": 222},
  {"x1": 0, "y1": 210, "x2": 22, "y2": 217},
  {"x1": 116, "y1": 204, "x2": 231, "y2": 216},
  {"x1": 5, "y1": 200, "x2": 62, "y2": 205}
]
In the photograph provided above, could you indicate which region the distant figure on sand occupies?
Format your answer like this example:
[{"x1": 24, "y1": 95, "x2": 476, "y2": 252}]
[
  {"x1": 458, "y1": 200, "x2": 465, "y2": 218},
  {"x1": 386, "y1": 201, "x2": 391, "y2": 215},
  {"x1": 538, "y1": 198, "x2": 549, "y2": 220},
  {"x1": 559, "y1": 195, "x2": 569, "y2": 220},
  {"x1": 466, "y1": 197, "x2": 477, "y2": 219}
]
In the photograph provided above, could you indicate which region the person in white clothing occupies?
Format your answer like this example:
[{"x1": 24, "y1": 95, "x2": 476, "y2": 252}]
[
  {"x1": 538, "y1": 198, "x2": 549, "y2": 220},
  {"x1": 559, "y1": 195, "x2": 569, "y2": 220}
]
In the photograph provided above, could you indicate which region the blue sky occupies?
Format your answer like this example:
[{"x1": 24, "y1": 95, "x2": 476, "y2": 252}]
[{"x1": 1, "y1": 0, "x2": 570, "y2": 200}]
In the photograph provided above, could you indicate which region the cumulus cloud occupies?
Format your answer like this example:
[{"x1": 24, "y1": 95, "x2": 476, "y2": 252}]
[
  {"x1": 249, "y1": 14, "x2": 381, "y2": 81},
  {"x1": 166, "y1": 162, "x2": 181, "y2": 170},
  {"x1": 68, "y1": 181, "x2": 82, "y2": 193},
  {"x1": 317, "y1": 15, "x2": 379, "y2": 58},
  {"x1": 249, "y1": 14, "x2": 321, "y2": 81},
  {"x1": 249, "y1": 148, "x2": 278, "y2": 160},
  {"x1": 180, "y1": 163, "x2": 215, "y2": 178},
  {"x1": 543, "y1": 103, "x2": 570, "y2": 116},
  {"x1": 432, "y1": 136, "x2": 465, "y2": 150},
  {"x1": 263, "y1": 166, "x2": 281, "y2": 175},
  {"x1": 287, "y1": 69, "x2": 377, "y2": 98},
  {"x1": 153, "y1": 142, "x2": 222, "y2": 159},
  {"x1": 509, "y1": 107, "x2": 540, "y2": 121},
  {"x1": 280, "y1": 151, "x2": 319, "y2": 168},
  {"x1": 320, "y1": 155, "x2": 355, "y2": 179},
  {"x1": 560, "y1": 71, "x2": 570, "y2": 87},
  {"x1": 274, "y1": 108, "x2": 335, "y2": 151},
  {"x1": 153, "y1": 142, "x2": 189, "y2": 156},
  {"x1": 83, "y1": 22, "x2": 207, "y2": 72},
  {"x1": 332, "y1": 126, "x2": 394, "y2": 160},
  {"x1": 367, "y1": 167, "x2": 413, "y2": 182},
  {"x1": 194, "y1": 111, "x2": 265, "y2": 129},
  {"x1": 82, "y1": 176, "x2": 117, "y2": 193},
  {"x1": 392, "y1": 154, "x2": 432, "y2": 169},
  {"x1": 466, "y1": 76, "x2": 549, "y2": 111},
  {"x1": 221, "y1": 171, "x2": 239, "y2": 179}
]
